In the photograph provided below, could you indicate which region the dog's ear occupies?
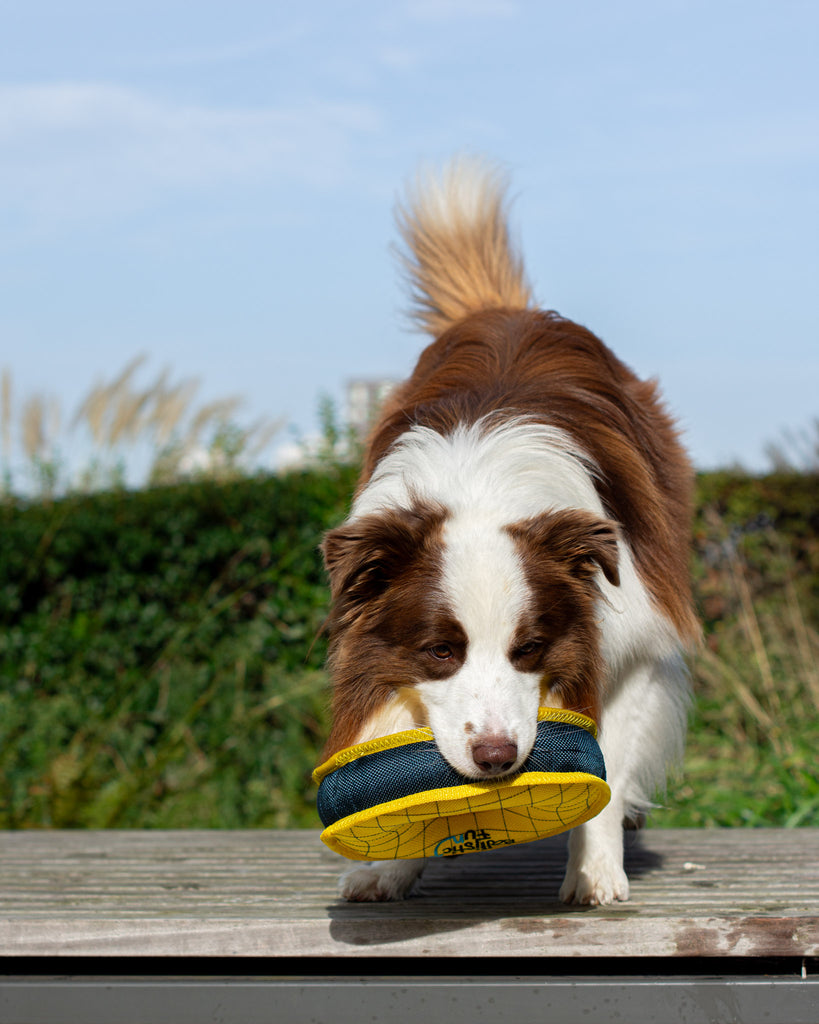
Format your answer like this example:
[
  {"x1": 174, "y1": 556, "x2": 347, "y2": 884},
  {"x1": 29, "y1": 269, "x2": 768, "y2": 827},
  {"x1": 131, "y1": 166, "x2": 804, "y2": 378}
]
[
  {"x1": 508, "y1": 509, "x2": 620, "y2": 587},
  {"x1": 322, "y1": 503, "x2": 446, "y2": 621}
]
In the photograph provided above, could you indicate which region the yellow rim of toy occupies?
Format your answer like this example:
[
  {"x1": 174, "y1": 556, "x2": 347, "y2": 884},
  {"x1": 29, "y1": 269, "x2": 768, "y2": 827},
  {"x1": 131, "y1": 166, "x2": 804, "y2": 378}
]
[
  {"x1": 312, "y1": 706, "x2": 598, "y2": 783},
  {"x1": 314, "y1": 707, "x2": 609, "y2": 862},
  {"x1": 319, "y1": 770, "x2": 610, "y2": 861}
]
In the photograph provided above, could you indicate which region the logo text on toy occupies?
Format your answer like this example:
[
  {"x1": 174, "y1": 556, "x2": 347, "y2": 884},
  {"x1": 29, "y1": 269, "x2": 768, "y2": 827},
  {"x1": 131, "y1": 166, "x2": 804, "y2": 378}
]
[{"x1": 433, "y1": 828, "x2": 516, "y2": 857}]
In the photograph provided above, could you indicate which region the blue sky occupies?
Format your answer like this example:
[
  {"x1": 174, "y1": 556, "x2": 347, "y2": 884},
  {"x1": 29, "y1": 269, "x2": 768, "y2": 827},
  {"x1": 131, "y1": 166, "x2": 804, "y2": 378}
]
[{"x1": 2, "y1": 0, "x2": 817, "y2": 475}]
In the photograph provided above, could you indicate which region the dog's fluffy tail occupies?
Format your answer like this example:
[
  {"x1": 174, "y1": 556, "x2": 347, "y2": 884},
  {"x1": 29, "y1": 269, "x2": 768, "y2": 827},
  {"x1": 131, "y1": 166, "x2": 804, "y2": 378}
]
[{"x1": 396, "y1": 156, "x2": 532, "y2": 337}]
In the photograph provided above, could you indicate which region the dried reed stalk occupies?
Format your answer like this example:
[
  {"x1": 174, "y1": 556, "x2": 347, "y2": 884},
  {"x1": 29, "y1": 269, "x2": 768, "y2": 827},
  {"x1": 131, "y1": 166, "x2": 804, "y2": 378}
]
[
  {"x1": 21, "y1": 395, "x2": 46, "y2": 460},
  {"x1": 784, "y1": 574, "x2": 819, "y2": 713},
  {"x1": 7, "y1": 354, "x2": 282, "y2": 492},
  {"x1": 148, "y1": 379, "x2": 200, "y2": 448},
  {"x1": 1, "y1": 369, "x2": 11, "y2": 463},
  {"x1": 727, "y1": 553, "x2": 784, "y2": 720}
]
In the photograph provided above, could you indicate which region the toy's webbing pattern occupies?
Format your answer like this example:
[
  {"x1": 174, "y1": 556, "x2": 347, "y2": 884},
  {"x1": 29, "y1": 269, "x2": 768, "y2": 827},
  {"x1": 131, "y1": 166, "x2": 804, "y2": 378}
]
[{"x1": 322, "y1": 772, "x2": 609, "y2": 861}]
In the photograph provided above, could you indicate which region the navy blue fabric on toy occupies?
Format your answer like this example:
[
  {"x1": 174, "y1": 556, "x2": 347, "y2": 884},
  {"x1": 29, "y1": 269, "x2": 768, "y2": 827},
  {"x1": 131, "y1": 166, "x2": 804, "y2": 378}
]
[{"x1": 317, "y1": 717, "x2": 605, "y2": 828}]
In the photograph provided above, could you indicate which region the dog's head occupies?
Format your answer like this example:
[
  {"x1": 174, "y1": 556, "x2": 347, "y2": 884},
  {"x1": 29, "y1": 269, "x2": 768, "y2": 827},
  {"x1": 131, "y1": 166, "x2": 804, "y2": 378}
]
[{"x1": 321, "y1": 502, "x2": 618, "y2": 778}]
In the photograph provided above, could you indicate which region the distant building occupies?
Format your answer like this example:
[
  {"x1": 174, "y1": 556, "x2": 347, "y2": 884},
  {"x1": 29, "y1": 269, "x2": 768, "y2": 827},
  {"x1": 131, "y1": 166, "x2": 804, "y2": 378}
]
[{"x1": 346, "y1": 378, "x2": 397, "y2": 437}]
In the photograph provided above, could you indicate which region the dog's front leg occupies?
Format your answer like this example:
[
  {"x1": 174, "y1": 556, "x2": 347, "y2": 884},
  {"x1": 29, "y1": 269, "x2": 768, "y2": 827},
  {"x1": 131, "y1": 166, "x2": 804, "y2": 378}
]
[
  {"x1": 339, "y1": 858, "x2": 428, "y2": 902},
  {"x1": 559, "y1": 654, "x2": 689, "y2": 905},
  {"x1": 558, "y1": 798, "x2": 629, "y2": 905}
]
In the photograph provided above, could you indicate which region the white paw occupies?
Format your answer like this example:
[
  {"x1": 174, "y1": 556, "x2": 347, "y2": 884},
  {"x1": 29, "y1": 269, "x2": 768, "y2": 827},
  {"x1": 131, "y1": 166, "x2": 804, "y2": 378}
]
[
  {"x1": 339, "y1": 860, "x2": 424, "y2": 902},
  {"x1": 559, "y1": 860, "x2": 630, "y2": 906}
]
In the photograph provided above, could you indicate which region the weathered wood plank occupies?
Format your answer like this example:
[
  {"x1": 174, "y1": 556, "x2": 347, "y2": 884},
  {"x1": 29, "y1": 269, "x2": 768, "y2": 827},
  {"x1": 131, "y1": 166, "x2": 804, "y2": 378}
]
[{"x1": 1, "y1": 829, "x2": 817, "y2": 957}]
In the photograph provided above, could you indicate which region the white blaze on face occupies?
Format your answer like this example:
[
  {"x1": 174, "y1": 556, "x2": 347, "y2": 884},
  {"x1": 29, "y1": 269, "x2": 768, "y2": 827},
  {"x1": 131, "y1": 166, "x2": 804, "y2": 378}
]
[{"x1": 415, "y1": 514, "x2": 542, "y2": 777}]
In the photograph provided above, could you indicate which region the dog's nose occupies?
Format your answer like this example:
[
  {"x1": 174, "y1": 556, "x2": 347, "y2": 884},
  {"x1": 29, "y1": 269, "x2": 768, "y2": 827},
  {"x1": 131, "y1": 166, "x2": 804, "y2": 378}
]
[{"x1": 471, "y1": 736, "x2": 518, "y2": 775}]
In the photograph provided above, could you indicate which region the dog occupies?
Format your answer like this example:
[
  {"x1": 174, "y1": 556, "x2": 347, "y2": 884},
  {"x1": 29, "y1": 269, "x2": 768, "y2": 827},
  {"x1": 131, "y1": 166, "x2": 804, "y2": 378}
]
[{"x1": 320, "y1": 158, "x2": 699, "y2": 905}]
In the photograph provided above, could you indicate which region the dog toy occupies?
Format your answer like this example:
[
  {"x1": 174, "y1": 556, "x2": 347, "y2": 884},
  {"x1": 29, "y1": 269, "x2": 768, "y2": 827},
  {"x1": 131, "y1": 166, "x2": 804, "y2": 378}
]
[{"x1": 313, "y1": 707, "x2": 610, "y2": 861}]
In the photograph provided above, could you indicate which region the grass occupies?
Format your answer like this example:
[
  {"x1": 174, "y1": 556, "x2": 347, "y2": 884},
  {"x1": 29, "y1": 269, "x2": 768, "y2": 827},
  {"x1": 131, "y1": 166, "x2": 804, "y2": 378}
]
[
  {"x1": 1, "y1": 357, "x2": 283, "y2": 496},
  {"x1": 657, "y1": 510, "x2": 819, "y2": 828}
]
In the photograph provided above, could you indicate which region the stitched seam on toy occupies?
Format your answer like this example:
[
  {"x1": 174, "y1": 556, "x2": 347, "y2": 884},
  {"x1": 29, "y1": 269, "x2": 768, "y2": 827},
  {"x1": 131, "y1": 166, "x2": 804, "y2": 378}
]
[
  {"x1": 314, "y1": 707, "x2": 598, "y2": 781},
  {"x1": 536, "y1": 706, "x2": 598, "y2": 737}
]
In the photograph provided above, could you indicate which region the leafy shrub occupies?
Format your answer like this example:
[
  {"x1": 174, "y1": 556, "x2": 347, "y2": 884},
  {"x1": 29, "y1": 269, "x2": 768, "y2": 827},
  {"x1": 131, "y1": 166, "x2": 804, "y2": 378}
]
[{"x1": 0, "y1": 465, "x2": 358, "y2": 828}]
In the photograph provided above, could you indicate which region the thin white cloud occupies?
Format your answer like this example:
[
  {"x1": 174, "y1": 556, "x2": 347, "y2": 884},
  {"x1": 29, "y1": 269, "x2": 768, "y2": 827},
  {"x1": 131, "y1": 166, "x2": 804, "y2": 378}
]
[
  {"x1": 0, "y1": 83, "x2": 381, "y2": 228},
  {"x1": 138, "y1": 24, "x2": 313, "y2": 70},
  {"x1": 377, "y1": 46, "x2": 422, "y2": 72}
]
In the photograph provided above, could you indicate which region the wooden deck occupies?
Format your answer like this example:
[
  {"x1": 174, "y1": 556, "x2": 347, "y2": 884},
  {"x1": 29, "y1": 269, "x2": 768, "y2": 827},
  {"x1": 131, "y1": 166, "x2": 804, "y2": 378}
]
[{"x1": 1, "y1": 827, "x2": 818, "y2": 959}]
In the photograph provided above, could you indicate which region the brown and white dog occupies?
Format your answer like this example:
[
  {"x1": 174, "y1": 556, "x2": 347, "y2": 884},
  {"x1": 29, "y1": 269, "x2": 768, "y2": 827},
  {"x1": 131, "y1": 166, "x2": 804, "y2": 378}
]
[{"x1": 320, "y1": 159, "x2": 699, "y2": 905}]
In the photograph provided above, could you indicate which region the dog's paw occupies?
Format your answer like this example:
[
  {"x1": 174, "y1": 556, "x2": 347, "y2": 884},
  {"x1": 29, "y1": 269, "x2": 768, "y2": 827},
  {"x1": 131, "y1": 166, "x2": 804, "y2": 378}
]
[
  {"x1": 338, "y1": 860, "x2": 424, "y2": 902},
  {"x1": 559, "y1": 860, "x2": 630, "y2": 906}
]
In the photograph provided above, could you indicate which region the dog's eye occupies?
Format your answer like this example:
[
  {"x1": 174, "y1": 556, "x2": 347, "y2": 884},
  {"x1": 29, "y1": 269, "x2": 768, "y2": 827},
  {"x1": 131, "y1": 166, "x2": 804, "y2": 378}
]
[
  {"x1": 515, "y1": 640, "x2": 543, "y2": 658},
  {"x1": 428, "y1": 643, "x2": 454, "y2": 661}
]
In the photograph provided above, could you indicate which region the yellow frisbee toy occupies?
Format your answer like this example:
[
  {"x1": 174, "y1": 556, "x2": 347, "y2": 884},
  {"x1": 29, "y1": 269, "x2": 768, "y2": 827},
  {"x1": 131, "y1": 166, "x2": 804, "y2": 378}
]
[{"x1": 313, "y1": 707, "x2": 610, "y2": 861}]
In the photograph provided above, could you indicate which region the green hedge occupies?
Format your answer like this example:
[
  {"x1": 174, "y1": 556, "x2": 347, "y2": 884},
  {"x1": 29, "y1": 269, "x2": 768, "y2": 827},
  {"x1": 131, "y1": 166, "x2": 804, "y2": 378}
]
[
  {"x1": 692, "y1": 470, "x2": 819, "y2": 630},
  {"x1": 1, "y1": 465, "x2": 816, "y2": 831},
  {"x1": 0, "y1": 466, "x2": 358, "y2": 829}
]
